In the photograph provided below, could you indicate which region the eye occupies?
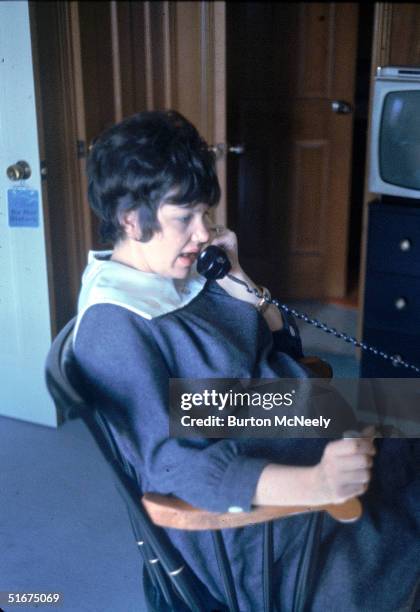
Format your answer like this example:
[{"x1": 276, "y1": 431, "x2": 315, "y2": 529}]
[{"x1": 177, "y1": 213, "x2": 193, "y2": 224}]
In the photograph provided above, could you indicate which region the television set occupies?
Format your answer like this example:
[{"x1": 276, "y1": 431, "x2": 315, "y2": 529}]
[{"x1": 369, "y1": 66, "x2": 420, "y2": 199}]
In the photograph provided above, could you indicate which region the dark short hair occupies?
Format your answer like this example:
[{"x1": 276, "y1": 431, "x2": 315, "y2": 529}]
[{"x1": 87, "y1": 110, "x2": 221, "y2": 243}]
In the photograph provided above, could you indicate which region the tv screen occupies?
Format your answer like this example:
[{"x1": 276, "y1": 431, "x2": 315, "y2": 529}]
[{"x1": 380, "y1": 90, "x2": 420, "y2": 190}]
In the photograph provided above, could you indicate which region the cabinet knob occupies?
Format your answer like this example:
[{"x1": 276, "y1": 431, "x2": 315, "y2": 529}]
[
  {"x1": 394, "y1": 297, "x2": 407, "y2": 310},
  {"x1": 399, "y1": 238, "x2": 412, "y2": 252}
]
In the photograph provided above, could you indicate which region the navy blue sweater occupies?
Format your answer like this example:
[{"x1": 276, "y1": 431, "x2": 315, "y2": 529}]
[{"x1": 74, "y1": 280, "x2": 420, "y2": 611}]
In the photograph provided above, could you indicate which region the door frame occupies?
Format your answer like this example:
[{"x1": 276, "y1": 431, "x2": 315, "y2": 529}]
[{"x1": 30, "y1": 1, "x2": 92, "y2": 334}]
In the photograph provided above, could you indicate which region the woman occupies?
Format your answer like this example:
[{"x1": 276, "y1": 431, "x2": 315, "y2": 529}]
[{"x1": 74, "y1": 110, "x2": 419, "y2": 611}]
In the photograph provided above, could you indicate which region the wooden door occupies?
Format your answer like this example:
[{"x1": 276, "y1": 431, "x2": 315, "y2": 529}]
[
  {"x1": 227, "y1": 3, "x2": 358, "y2": 299},
  {"x1": 77, "y1": 0, "x2": 228, "y2": 237}
]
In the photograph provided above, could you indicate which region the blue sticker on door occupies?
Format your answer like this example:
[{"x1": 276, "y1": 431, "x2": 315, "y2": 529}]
[{"x1": 7, "y1": 188, "x2": 39, "y2": 227}]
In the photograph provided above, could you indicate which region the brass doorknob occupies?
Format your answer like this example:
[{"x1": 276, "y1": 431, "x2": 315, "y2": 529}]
[
  {"x1": 228, "y1": 144, "x2": 245, "y2": 154},
  {"x1": 208, "y1": 143, "x2": 246, "y2": 159},
  {"x1": 6, "y1": 160, "x2": 31, "y2": 181},
  {"x1": 331, "y1": 100, "x2": 353, "y2": 114}
]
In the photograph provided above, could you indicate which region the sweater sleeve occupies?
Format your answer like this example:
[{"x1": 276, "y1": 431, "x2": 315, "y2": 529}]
[{"x1": 74, "y1": 304, "x2": 270, "y2": 513}]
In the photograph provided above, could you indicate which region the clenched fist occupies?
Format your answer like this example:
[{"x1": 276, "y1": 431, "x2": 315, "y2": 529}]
[{"x1": 315, "y1": 427, "x2": 377, "y2": 504}]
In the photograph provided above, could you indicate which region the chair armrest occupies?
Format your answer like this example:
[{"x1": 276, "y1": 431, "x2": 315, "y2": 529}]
[
  {"x1": 300, "y1": 356, "x2": 333, "y2": 379},
  {"x1": 142, "y1": 493, "x2": 362, "y2": 531},
  {"x1": 143, "y1": 356, "x2": 338, "y2": 531}
]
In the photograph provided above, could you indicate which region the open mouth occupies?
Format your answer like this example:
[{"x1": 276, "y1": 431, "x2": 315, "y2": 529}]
[{"x1": 177, "y1": 251, "x2": 198, "y2": 266}]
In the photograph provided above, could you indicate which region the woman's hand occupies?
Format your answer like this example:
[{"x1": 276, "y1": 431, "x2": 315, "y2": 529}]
[
  {"x1": 314, "y1": 427, "x2": 376, "y2": 504},
  {"x1": 208, "y1": 225, "x2": 284, "y2": 331},
  {"x1": 252, "y1": 428, "x2": 376, "y2": 507},
  {"x1": 209, "y1": 225, "x2": 241, "y2": 275}
]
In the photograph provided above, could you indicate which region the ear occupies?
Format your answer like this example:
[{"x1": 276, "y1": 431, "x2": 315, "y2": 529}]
[{"x1": 119, "y1": 209, "x2": 141, "y2": 240}]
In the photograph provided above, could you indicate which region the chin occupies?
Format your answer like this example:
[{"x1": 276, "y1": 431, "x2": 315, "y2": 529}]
[
  {"x1": 173, "y1": 268, "x2": 191, "y2": 279},
  {"x1": 163, "y1": 266, "x2": 191, "y2": 279}
]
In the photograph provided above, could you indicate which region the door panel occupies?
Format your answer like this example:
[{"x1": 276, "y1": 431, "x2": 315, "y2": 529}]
[
  {"x1": 290, "y1": 139, "x2": 328, "y2": 254},
  {"x1": 227, "y1": 3, "x2": 358, "y2": 299},
  {"x1": 76, "y1": 0, "x2": 227, "y2": 245},
  {"x1": 297, "y1": 3, "x2": 333, "y2": 98}
]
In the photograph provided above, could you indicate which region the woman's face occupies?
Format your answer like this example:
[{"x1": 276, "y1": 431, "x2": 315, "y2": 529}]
[{"x1": 124, "y1": 202, "x2": 212, "y2": 279}]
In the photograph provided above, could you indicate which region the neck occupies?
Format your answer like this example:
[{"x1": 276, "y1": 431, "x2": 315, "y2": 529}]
[{"x1": 111, "y1": 239, "x2": 149, "y2": 273}]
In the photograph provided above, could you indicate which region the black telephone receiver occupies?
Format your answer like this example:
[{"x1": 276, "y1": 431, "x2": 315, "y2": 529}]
[
  {"x1": 197, "y1": 244, "x2": 232, "y2": 280},
  {"x1": 197, "y1": 245, "x2": 420, "y2": 374}
]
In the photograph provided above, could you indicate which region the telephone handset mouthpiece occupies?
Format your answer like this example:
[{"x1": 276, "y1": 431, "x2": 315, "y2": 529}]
[{"x1": 197, "y1": 245, "x2": 231, "y2": 280}]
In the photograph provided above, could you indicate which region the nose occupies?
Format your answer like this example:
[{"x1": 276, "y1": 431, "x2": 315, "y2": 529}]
[{"x1": 191, "y1": 215, "x2": 210, "y2": 244}]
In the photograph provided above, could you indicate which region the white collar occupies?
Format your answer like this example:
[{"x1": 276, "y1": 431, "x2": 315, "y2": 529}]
[{"x1": 74, "y1": 250, "x2": 206, "y2": 341}]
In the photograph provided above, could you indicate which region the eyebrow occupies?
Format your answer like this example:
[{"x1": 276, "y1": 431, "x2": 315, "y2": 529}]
[{"x1": 164, "y1": 203, "x2": 207, "y2": 212}]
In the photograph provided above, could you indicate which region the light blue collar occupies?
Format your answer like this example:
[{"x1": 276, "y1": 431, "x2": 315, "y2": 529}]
[{"x1": 74, "y1": 250, "x2": 206, "y2": 341}]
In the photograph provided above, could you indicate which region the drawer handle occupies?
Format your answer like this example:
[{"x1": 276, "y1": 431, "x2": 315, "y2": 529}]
[
  {"x1": 399, "y1": 238, "x2": 412, "y2": 252},
  {"x1": 391, "y1": 354, "x2": 403, "y2": 367},
  {"x1": 394, "y1": 297, "x2": 407, "y2": 310}
]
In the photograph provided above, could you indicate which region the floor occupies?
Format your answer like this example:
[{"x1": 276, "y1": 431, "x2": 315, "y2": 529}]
[
  {"x1": 0, "y1": 301, "x2": 359, "y2": 612},
  {"x1": 288, "y1": 299, "x2": 360, "y2": 378}
]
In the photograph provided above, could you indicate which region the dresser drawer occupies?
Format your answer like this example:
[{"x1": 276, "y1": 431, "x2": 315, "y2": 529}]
[
  {"x1": 360, "y1": 327, "x2": 420, "y2": 378},
  {"x1": 367, "y1": 203, "x2": 420, "y2": 276},
  {"x1": 363, "y1": 271, "x2": 420, "y2": 333}
]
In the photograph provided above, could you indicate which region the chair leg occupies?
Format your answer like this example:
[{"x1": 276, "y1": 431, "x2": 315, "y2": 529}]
[
  {"x1": 129, "y1": 505, "x2": 198, "y2": 610},
  {"x1": 212, "y1": 531, "x2": 240, "y2": 612},
  {"x1": 119, "y1": 484, "x2": 206, "y2": 611},
  {"x1": 143, "y1": 542, "x2": 177, "y2": 607},
  {"x1": 263, "y1": 521, "x2": 273, "y2": 612},
  {"x1": 291, "y1": 513, "x2": 324, "y2": 612},
  {"x1": 127, "y1": 506, "x2": 177, "y2": 608}
]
